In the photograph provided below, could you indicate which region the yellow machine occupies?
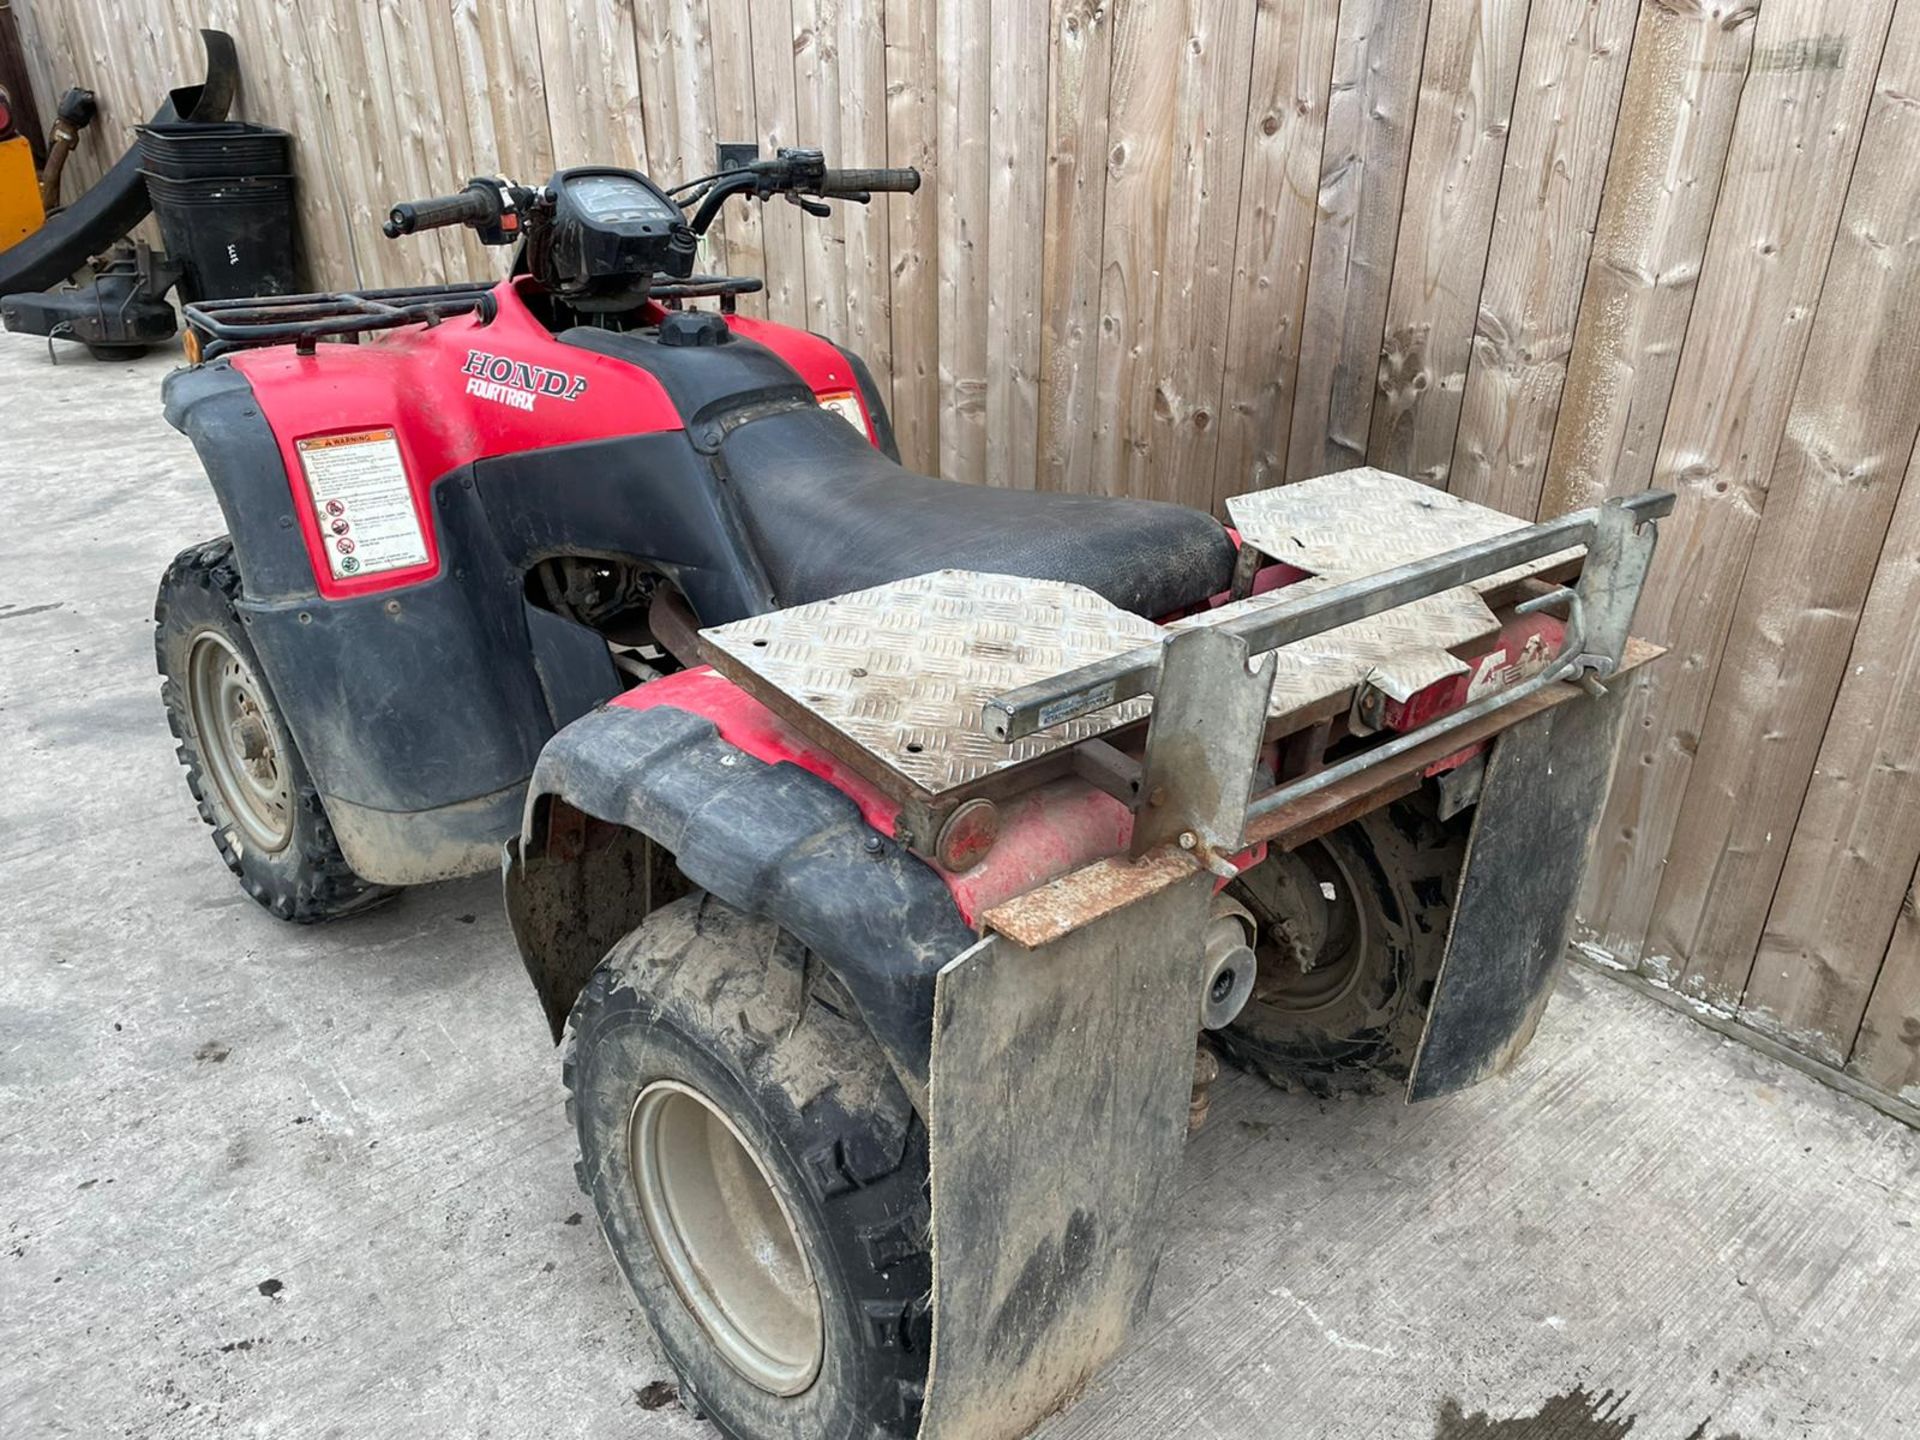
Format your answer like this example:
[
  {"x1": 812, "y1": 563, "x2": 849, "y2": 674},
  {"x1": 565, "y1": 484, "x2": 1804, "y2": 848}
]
[{"x1": 0, "y1": 86, "x2": 45, "y2": 248}]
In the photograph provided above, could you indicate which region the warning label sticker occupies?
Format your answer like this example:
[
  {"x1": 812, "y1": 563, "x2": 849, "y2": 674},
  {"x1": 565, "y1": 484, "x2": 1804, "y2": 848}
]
[{"x1": 296, "y1": 429, "x2": 429, "y2": 580}]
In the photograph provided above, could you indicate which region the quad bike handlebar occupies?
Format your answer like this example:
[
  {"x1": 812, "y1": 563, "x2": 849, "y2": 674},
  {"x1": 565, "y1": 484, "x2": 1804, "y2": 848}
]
[
  {"x1": 382, "y1": 179, "x2": 504, "y2": 238},
  {"x1": 381, "y1": 152, "x2": 920, "y2": 242},
  {"x1": 679, "y1": 150, "x2": 919, "y2": 231},
  {"x1": 813, "y1": 167, "x2": 923, "y2": 197},
  {"x1": 377, "y1": 152, "x2": 918, "y2": 315}
]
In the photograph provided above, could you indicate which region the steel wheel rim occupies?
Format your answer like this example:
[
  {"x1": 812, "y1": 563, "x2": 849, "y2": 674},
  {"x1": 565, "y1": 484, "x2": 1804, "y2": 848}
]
[
  {"x1": 629, "y1": 1080, "x2": 824, "y2": 1396},
  {"x1": 186, "y1": 631, "x2": 293, "y2": 855},
  {"x1": 1239, "y1": 843, "x2": 1371, "y2": 1015}
]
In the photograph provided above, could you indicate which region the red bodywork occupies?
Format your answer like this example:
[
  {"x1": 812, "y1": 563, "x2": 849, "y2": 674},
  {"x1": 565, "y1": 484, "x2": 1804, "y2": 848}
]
[{"x1": 230, "y1": 278, "x2": 878, "y2": 601}]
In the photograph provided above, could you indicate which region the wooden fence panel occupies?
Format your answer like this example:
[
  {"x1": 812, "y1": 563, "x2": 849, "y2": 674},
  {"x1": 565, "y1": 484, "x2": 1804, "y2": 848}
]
[
  {"x1": 1576, "y1": 0, "x2": 1898, "y2": 976},
  {"x1": 15, "y1": 0, "x2": 1920, "y2": 1107},
  {"x1": 745, "y1": 0, "x2": 809, "y2": 329},
  {"x1": 1749, "y1": 442, "x2": 1920, "y2": 1064},
  {"x1": 1208, "y1": 0, "x2": 1341, "y2": 509},
  {"x1": 1445, "y1": 0, "x2": 1638, "y2": 518},
  {"x1": 1091, "y1": 0, "x2": 1186, "y2": 498},
  {"x1": 883, "y1": 0, "x2": 938, "y2": 470},
  {"x1": 1133, "y1": 0, "x2": 1260, "y2": 505},
  {"x1": 448, "y1": 0, "x2": 557, "y2": 201},
  {"x1": 1649, "y1": 0, "x2": 1920, "y2": 1005},
  {"x1": 1037, "y1": 0, "x2": 1116, "y2": 496},
  {"x1": 706, "y1": 0, "x2": 768, "y2": 318},
  {"x1": 1538, "y1": 0, "x2": 1759, "y2": 520},
  {"x1": 1852, "y1": 863, "x2": 1920, "y2": 1101},
  {"x1": 1285, "y1": 0, "x2": 1430, "y2": 480},
  {"x1": 984, "y1": 0, "x2": 1046, "y2": 491},
  {"x1": 1365, "y1": 0, "x2": 1528, "y2": 489},
  {"x1": 934, "y1": 0, "x2": 988, "y2": 486}
]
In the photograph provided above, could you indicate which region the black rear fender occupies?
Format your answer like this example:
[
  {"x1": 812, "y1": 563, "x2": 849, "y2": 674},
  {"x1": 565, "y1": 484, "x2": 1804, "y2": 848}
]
[{"x1": 505, "y1": 703, "x2": 975, "y2": 1106}]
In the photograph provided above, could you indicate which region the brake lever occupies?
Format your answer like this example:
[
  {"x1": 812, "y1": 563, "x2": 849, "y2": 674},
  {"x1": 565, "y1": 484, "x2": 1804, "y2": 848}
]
[{"x1": 785, "y1": 193, "x2": 832, "y2": 218}]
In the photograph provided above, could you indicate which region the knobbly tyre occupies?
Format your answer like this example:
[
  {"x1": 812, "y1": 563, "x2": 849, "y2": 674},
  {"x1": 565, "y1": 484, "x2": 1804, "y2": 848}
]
[{"x1": 153, "y1": 145, "x2": 1670, "y2": 1438}]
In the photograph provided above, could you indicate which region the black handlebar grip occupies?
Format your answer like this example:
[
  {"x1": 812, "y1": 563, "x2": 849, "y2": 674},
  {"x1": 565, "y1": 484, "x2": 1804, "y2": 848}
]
[
  {"x1": 383, "y1": 184, "x2": 496, "y2": 239},
  {"x1": 817, "y1": 167, "x2": 921, "y2": 197}
]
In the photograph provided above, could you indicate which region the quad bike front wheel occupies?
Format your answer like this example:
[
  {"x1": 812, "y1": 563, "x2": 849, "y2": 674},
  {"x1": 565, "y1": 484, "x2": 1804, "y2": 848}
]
[
  {"x1": 1216, "y1": 789, "x2": 1470, "y2": 1096},
  {"x1": 566, "y1": 893, "x2": 931, "y2": 1440},
  {"x1": 154, "y1": 537, "x2": 396, "y2": 923}
]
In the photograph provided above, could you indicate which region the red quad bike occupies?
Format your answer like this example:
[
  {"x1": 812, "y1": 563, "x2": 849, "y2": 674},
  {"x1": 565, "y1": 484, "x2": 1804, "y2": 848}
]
[{"x1": 156, "y1": 149, "x2": 1671, "y2": 1439}]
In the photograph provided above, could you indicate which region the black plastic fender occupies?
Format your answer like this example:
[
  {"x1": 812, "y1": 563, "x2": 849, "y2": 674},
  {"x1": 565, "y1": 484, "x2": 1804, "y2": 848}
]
[
  {"x1": 1408, "y1": 683, "x2": 1632, "y2": 1100},
  {"x1": 0, "y1": 29, "x2": 237, "y2": 296},
  {"x1": 505, "y1": 702, "x2": 977, "y2": 1103}
]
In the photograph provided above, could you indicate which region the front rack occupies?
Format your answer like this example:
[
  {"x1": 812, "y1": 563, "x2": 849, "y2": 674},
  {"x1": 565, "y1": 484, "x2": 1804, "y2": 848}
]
[
  {"x1": 184, "y1": 274, "x2": 771, "y2": 359},
  {"x1": 183, "y1": 283, "x2": 497, "y2": 359}
]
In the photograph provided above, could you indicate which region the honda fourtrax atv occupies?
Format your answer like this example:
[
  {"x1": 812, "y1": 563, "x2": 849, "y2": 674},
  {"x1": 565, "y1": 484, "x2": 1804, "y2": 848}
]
[{"x1": 155, "y1": 148, "x2": 1670, "y2": 1439}]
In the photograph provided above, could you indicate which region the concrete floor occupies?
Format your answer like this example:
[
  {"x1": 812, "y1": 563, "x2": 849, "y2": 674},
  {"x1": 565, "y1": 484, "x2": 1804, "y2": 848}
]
[{"x1": 2, "y1": 333, "x2": 1917, "y2": 1440}]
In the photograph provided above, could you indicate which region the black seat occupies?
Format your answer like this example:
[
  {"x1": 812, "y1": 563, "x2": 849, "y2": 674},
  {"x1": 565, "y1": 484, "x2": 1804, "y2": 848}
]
[{"x1": 721, "y1": 406, "x2": 1236, "y2": 617}]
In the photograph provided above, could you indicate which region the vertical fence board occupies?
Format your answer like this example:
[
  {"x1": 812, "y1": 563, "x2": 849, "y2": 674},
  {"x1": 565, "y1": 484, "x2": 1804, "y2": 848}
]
[
  {"x1": 1286, "y1": 0, "x2": 1431, "y2": 480},
  {"x1": 1746, "y1": 441, "x2": 1920, "y2": 1061},
  {"x1": 706, "y1": 0, "x2": 769, "y2": 318},
  {"x1": 1538, "y1": 0, "x2": 1758, "y2": 518},
  {"x1": 1577, "y1": 0, "x2": 1898, "y2": 974},
  {"x1": 1209, "y1": 0, "x2": 1342, "y2": 509},
  {"x1": 1142, "y1": 0, "x2": 1260, "y2": 506},
  {"x1": 838, "y1": 0, "x2": 895, "y2": 395},
  {"x1": 1851, "y1": 865, "x2": 1920, "y2": 1100},
  {"x1": 534, "y1": 0, "x2": 648, "y2": 172},
  {"x1": 791, "y1": 0, "x2": 846, "y2": 346},
  {"x1": 935, "y1": 0, "x2": 989, "y2": 484},
  {"x1": 1092, "y1": 0, "x2": 1183, "y2": 497},
  {"x1": 884, "y1": 0, "x2": 939, "y2": 469},
  {"x1": 361, "y1": 0, "x2": 462, "y2": 283},
  {"x1": 1446, "y1": 0, "x2": 1640, "y2": 517},
  {"x1": 1366, "y1": 0, "x2": 1528, "y2": 488},
  {"x1": 984, "y1": 0, "x2": 1046, "y2": 489},
  {"x1": 746, "y1": 0, "x2": 808, "y2": 327},
  {"x1": 1037, "y1": 0, "x2": 1117, "y2": 495},
  {"x1": 450, "y1": 0, "x2": 556, "y2": 185},
  {"x1": 1647, "y1": 0, "x2": 1920, "y2": 1004},
  {"x1": 231, "y1": 0, "x2": 355, "y2": 289}
]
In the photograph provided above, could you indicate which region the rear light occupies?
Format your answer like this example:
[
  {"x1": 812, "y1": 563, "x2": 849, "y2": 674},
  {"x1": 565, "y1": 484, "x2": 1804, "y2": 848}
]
[{"x1": 1373, "y1": 614, "x2": 1565, "y2": 732}]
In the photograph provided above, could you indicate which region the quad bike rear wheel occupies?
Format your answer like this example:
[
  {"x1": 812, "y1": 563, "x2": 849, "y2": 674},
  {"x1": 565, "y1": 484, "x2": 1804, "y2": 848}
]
[
  {"x1": 1216, "y1": 789, "x2": 1470, "y2": 1096},
  {"x1": 154, "y1": 537, "x2": 396, "y2": 922},
  {"x1": 566, "y1": 892, "x2": 931, "y2": 1440}
]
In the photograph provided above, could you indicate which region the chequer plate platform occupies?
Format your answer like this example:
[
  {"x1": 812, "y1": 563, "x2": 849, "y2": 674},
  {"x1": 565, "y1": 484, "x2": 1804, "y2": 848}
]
[{"x1": 700, "y1": 470, "x2": 1579, "y2": 802}]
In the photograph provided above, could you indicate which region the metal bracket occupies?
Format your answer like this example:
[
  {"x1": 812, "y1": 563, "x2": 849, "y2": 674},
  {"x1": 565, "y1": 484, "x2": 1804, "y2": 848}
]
[
  {"x1": 1131, "y1": 628, "x2": 1275, "y2": 871},
  {"x1": 1571, "y1": 497, "x2": 1659, "y2": 681}
]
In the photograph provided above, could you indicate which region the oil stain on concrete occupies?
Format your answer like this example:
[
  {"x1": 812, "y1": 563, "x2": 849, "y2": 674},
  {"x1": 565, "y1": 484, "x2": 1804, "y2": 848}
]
[{"x1": 1434, "y1": 1385, "x2": 1742, "y2": 1439}]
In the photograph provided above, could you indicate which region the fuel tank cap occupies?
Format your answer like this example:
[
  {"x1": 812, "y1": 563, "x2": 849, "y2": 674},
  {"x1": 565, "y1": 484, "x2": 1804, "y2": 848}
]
[{"x1": 657, "y1": 310, "x2": 732, "y2": 347}]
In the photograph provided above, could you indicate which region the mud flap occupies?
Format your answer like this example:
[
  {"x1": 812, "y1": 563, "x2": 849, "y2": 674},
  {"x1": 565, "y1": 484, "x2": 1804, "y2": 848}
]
[
  {"x1": 917, "y1": 866, "x2": 1215, "y2": 1440},
  {"x1": 1407, "y1": 681, "x2": 1630, "y2": 1101}
]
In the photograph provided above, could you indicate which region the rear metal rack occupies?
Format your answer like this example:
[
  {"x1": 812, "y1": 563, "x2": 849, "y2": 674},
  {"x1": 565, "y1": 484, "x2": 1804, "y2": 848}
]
[{"x1": 699, "y1": 474, "x2": 1674, "y2": 866}]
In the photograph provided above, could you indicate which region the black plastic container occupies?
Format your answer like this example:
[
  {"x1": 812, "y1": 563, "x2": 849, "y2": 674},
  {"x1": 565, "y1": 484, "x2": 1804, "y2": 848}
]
[
  {"x1": 137, "y1": 120, "x2": 291, "y2": 181},
  {"x1": 142, "y1": 170, "x2": 298, "y2": 301}
]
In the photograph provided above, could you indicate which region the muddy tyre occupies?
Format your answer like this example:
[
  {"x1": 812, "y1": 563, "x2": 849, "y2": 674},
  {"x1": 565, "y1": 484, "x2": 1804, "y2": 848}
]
[
  {"x1": 1215, "y1": 790, "x2": 1470, "y2": 1096},
  {"x1": 566, "y1": 893, "x2": 931, "y2": 1440},
  {"x1": 154, "y1": 537, "x2": 396, "y2": 923}
]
